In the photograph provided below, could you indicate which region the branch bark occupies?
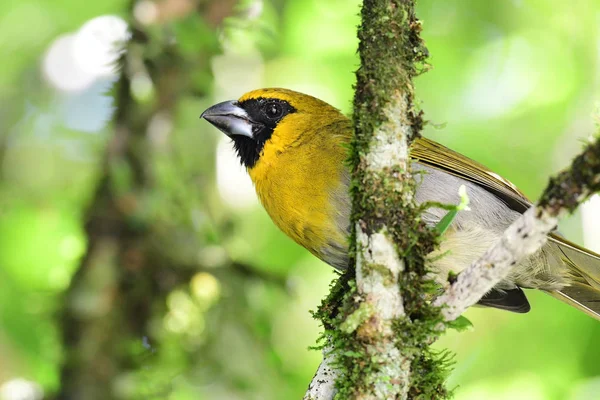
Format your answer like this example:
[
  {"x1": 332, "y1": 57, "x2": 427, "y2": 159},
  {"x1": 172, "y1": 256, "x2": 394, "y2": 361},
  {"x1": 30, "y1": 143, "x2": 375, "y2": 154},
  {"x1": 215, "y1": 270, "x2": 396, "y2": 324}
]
[
  {"x1": 304, "y1": 346, "x2": 339, "y2": 400},
  {"x1": 308, "y1": 1, "x2": 447, "y2": 399}
]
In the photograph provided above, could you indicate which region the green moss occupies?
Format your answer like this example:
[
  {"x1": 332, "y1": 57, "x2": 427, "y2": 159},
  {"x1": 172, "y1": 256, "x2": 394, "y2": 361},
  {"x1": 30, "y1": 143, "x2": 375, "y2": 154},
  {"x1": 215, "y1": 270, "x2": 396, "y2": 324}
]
[
  {"x1": 311, "y1": 1, "x2": 453, "y2": 398},
  {"x1": 538, "y1": 136, "x2": 600, "y2": 216},
  {"x1": 408, "y1": 350, "x2": 454, "y2": 399},
  {"x1": 352, "y1": 0, "x2": 429, "y2": 159},
  {"x1": 340, "y1": 302, "x2": 374, "y2": 334},
  {"x1": 371, "y1": 262, "x2": 399, "y2": 285}
]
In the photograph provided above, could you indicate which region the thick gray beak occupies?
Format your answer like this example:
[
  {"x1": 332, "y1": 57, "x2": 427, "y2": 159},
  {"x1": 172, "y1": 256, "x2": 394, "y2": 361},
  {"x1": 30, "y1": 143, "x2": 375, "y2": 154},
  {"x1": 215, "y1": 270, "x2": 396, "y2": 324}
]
[{"x1": 200, "y1": 100, "x2": 254, "y2": 139}]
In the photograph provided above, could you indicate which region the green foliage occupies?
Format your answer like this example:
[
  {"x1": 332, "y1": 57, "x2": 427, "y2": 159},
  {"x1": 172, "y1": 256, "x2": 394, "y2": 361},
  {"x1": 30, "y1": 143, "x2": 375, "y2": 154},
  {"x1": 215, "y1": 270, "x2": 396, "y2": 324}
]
[
  {"x1": 447, "y1": 316, "x2": 474, "y2": 333},
  {"x1": 435, "y1": 185, "x2": 471, "y2": 235}
]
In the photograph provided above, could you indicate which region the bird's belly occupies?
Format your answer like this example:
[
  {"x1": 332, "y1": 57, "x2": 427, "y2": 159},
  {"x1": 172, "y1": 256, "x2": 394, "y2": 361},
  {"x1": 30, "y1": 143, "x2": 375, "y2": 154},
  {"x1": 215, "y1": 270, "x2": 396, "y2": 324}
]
[{"x1": 253, "y1": 168, "x2": 351, "y2": 270}]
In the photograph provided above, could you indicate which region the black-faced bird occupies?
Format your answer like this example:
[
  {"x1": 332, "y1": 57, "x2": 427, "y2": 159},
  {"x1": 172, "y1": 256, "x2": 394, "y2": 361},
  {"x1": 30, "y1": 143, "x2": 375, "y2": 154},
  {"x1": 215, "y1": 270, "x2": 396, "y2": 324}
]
[{"x1": 201, "y1": 88, "x2": 600, "y2": 320}]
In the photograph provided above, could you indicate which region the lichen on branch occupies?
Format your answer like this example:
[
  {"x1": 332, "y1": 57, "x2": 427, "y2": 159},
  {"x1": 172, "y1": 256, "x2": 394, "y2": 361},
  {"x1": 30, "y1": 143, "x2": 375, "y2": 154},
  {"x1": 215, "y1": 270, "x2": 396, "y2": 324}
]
[{"x1": 308, "y1": 1, "x2": 450, "y2": 399}]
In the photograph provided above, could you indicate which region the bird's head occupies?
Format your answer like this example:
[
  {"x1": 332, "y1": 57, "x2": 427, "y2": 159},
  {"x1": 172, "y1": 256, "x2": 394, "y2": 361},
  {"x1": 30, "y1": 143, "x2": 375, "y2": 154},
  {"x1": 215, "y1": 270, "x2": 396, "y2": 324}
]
[{"x1": 201, "y1": 88, "x2": 350, "y2": 169}]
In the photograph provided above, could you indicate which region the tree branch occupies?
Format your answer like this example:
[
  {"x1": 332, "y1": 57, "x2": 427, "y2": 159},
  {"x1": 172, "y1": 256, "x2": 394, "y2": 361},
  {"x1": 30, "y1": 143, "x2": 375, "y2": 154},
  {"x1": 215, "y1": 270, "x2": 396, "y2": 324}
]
[
  {"x1": 434, "y1": 206, "x2": 557, "y2": 321},
  {"x1": 436, "y1": 136, "x2": 600, "y2": 321},
  {"x1": 307, "y1": 1, "x2": 448, "y2": 399},
  {"x1": 304, "y1": 346, "x2": 339, "y2": 400}
]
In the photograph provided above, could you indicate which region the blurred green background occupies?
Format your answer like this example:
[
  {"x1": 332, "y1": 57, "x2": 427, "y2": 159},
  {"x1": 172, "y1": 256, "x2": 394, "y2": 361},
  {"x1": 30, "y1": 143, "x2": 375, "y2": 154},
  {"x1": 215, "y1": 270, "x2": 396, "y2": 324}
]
[{"x1": 1, "y1": 0, "x2": 599, "y2": 399}]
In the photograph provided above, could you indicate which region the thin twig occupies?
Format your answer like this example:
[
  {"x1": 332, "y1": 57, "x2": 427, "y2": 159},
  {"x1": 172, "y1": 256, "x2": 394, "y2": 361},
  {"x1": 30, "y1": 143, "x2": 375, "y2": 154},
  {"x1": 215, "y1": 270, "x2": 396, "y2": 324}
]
[
  {"x1": 434, "y1": 207, "x2": 557, "y2": 321},
  {"x1": 303, "y1": 347, "x2": 339, "y2": 400}
]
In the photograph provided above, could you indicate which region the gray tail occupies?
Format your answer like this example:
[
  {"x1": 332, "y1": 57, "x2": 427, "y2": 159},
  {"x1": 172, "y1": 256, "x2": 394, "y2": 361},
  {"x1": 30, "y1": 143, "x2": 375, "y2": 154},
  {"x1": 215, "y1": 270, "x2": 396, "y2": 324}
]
[{"x1": 547, "y1": 234, "x2": 600, "y2": 321}]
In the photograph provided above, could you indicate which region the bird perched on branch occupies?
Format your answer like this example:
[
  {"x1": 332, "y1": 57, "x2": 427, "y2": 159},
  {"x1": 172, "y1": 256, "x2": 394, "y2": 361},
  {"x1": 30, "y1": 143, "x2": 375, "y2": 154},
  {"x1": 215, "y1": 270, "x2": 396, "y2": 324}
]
[{"x1": 201, "y1": 88, "x2": 600, "y2": 321}]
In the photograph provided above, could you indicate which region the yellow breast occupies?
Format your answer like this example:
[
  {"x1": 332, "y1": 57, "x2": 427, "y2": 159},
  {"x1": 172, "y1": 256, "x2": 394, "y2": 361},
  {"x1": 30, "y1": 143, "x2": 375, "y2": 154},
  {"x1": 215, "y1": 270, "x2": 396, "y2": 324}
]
[{"x1": 248, "y1": 114, "x2": 352, "y2": 269}]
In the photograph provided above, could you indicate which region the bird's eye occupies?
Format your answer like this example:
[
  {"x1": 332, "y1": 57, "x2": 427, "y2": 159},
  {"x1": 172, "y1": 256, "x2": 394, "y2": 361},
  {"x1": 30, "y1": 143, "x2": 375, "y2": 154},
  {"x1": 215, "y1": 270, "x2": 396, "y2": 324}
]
[{"x1": 263, "y1": 102, "x2": 283, "y2": 120}]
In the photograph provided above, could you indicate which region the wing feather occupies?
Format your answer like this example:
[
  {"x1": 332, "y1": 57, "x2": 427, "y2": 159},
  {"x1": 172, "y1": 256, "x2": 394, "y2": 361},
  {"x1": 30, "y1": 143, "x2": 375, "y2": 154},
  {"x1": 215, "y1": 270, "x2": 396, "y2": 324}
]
[
  {"x1": 411, "y1": 137, "x2": 531, "y2": 213},
  {"x1": 411, "y1": 137, "x2": 600, "y2": 320}
]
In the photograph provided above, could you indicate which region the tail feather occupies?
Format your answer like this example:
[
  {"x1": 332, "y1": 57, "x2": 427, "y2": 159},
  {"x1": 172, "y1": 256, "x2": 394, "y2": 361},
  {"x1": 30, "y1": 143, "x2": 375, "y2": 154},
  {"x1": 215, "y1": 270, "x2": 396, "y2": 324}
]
[
  {"x1": 548, "y1": 283, "x2": 600, "y2": 321},
  {"x1": 548, "y1": 234, "x2": 600, "y2": 321}
]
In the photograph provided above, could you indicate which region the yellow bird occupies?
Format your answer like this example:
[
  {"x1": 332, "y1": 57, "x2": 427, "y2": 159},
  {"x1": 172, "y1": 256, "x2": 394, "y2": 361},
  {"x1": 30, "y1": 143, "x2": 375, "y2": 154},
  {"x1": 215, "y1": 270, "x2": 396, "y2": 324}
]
[{"x1": 201, "y1": 88, "x2": 600, "y2": 320}]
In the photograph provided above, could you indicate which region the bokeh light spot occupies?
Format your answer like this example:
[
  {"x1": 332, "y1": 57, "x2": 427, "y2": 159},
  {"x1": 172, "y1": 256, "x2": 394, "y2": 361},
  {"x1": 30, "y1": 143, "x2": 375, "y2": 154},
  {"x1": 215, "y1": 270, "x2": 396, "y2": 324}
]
[
  {"x1": 59, "y1": 235, "x2": 86, "y2": 262},
  {"x1": 72, "y1": 15, "x2": 129, "y2": 77},
  {"x1": 190, "y1": 272, "x2": 221, "y2": 305},
  {"x1": 0, "y1": 378, "x2": 43, "y2": 400},
  {"x1": 42, "y1": 34, "x2": 96, "y2": 92},
  {"x1": 133, "y1": 0, "x2": 159, "y2": 25},
  {"x1": 131, "y1": 73, "x2": 154, "y2": 102}
]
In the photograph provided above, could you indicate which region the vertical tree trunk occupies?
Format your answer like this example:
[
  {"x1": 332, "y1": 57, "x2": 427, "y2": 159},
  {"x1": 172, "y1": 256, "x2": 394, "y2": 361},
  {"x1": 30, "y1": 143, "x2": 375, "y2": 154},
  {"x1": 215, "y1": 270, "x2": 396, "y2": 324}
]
[{"x1": 309, "y1": 1, "x2": 450, "y2": 399}]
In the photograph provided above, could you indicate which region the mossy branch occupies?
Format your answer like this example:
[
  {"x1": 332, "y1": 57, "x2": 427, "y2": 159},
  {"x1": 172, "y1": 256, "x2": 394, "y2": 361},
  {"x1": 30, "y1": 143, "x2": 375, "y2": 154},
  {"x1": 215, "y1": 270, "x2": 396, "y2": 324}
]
[{"x1": 306, "y1": 1, "x2": 449, "y2": 399}]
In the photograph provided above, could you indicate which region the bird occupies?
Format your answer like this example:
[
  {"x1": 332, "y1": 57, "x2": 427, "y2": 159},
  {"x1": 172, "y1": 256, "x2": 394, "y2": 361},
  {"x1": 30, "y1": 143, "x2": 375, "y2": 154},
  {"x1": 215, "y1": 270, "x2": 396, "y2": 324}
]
[{"x1": 201, "y1": 88, "x2": 600, "y2": 321}]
